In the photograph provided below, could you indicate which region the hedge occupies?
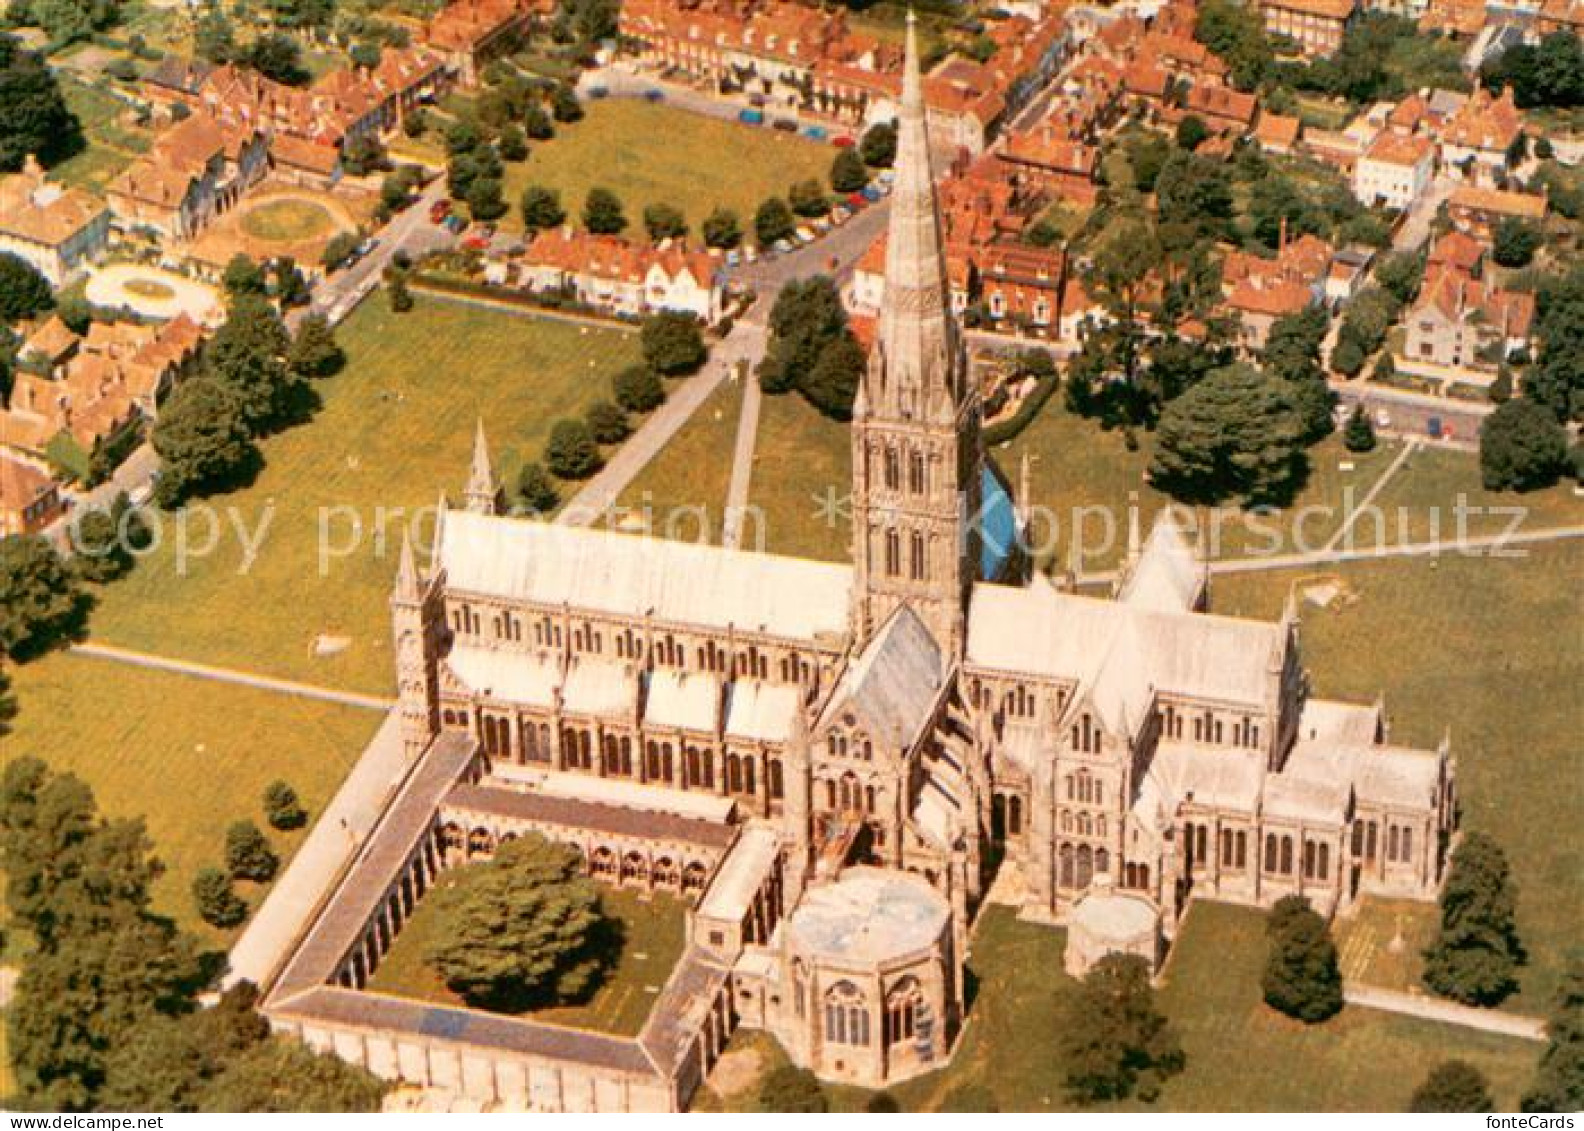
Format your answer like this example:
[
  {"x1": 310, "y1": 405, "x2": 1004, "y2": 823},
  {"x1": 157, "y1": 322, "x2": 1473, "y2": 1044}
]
[{"x1": 983, "y1": 374, "x2": 1060, "y2": 446}]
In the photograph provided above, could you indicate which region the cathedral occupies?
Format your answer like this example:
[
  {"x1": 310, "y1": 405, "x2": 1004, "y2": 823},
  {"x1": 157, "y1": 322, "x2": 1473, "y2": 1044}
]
[{"x1": 260, "y1": 17, "x2": 1457, "y2": 1109}]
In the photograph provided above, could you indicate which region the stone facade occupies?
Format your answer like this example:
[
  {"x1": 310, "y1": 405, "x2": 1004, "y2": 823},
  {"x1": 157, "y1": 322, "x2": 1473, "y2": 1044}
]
[{"x1": 262, "y1": 16, "x2": 1457, "y2": 1109}]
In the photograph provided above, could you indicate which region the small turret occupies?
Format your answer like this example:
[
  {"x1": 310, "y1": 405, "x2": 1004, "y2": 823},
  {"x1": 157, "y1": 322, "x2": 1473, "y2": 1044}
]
[{"x1": 463, "y1": 418, "x2": 503, "y2": 515}]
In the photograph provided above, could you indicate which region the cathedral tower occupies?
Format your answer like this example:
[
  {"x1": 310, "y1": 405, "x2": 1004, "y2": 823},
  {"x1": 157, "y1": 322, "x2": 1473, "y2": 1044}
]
[
  {"x1": 849, "y1": 12, "x2": 982, "y2": 659},
  {"x1": 390, "y1": 527, "x2": 447, "y2": 762}
]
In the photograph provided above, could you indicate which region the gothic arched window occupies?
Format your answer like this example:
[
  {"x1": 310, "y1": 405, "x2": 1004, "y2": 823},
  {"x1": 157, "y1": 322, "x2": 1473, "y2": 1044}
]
[{"x1": 885, "y1": 530, "x2": 901, "y2": 577}]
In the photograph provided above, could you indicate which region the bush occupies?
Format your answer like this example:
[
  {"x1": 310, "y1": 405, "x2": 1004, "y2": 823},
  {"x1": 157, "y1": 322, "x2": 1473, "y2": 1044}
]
[
  {"x1": 262, "y1": 780, "x2": 306, "y2": 830},
  {"x1": 754, "y1": 196, "x2": 795, "y2": 246},
  {"x1": 585, "y1": 400, "x2": 630, "y2": 443},
  {"x1": 756, "y1": 1064, "x2": 827, "y2": 1113},
  {"x1": 545, "y1": 419, "x2": 602, "y2": 479},
  {"x1": 1411, "y1": 1061, "x2": 1494, "y2": 1112},
  {"x1": 788, "y1": 178, "x2": 828, "y2": 218},
  {"x1": 516, "y1": 461, "x2": 559, "y2": 513},
  {"x1": 831, "y1": 146, "x2": 868, "y2": 193},
  {"x1": 641, "y1": 311, "x2": 707, "y2": 376},
  {"x1": 860, "y1": 121, "x2": 896, "y2": 168},
  {"x1": 1479, "y1": 398, "x2": 1569, "y2": 491},
  {"x1": 1261, "y1": 895, "x2": 1343, "y2": 1022},
  {"x1": 192, "y1": 866, "x2": 248, "y2": 928},
  {"x1": 225, "y1": 820, "x2": 279, "y2": 883},
  {"x1": 612, "y1": 364, "x2": 665, "y2": 413},
  {"x1": 701, "y1": 207, "x2": 742, "y2": 249},
  {"x1": 1343, "y1": 403, "x2": 1376, "y2": 452}
]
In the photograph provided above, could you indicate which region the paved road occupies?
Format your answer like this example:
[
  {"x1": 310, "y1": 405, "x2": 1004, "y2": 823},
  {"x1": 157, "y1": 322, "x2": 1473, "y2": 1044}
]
[
  {"x1": 1332, "y1": 383, "x2": 1489, "y2": 450},
  {"x1": 721, "y1": 374, "x2": 765, "y2": 549},
  {"x1": 70, "y1": 641, "x2": 395, "y2": 711},
  {"x1": 1344, "y1": 982, "x2": 1546, "y2": 1041},
  {"x1": 1393, "y1": 174, "x2": 1457, "y2": 253}
]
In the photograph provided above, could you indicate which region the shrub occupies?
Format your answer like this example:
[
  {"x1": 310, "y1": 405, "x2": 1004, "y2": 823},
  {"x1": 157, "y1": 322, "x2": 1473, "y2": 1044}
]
[
  {"x1": 225, "y1": 820, "x2": 279, "y2": 883},
  {"x1": 585, "y1": 400, "x2": 630, "y2": 443},
  {"x1": 545, "y1": 419, "x2": 602, "y2": 479},
  {"x1": 612, "y1": 364, "x2": 665, "y2": 413},
  {"x1": 192, "y1": 866, "x2": 248, "y2": 928},
  {"x1": 262, "y1": 780, "x2": 306, "y2": 830}
]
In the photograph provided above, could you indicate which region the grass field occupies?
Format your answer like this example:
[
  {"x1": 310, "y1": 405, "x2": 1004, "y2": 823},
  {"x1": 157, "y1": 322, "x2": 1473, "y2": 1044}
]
[
  {"x1": 4, "y1": 652, "x2": 382, "y2": 943},
  {"x1": 240, "y1": 199, "x2": 339, "y2": 242},
  {"x1": 700, "y1": 904, "x2": 1539, "y2": 1111},
  {"x1": 610, "y1": 374, "x2": 745, "y2": 543},
  {"x1": 1213, "y1": 541, "x2": 1584, "y2": 1012},
  {"x1": 50, "y1": 75, "x2": 153, "y2": 194},
  {"x1": 1367, "y1": 443, "x2": 1584, "y2": 545},
  {"x1": 746, "y1": 391, "x2": 851, "y2": 562},
  {"x1": 500, "y1": 100, "x2": 834, "y2": 237},
  {"x1": 366, "y1": 884, "x2": 687, "y2": 1036},
  {"x1": 86, "y1": 295, "x2": 639, "y2": 694}
]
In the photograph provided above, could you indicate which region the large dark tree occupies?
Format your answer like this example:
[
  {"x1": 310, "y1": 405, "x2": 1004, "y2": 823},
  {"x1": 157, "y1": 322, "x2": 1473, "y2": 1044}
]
[
  {"x1": 0, "y1": 33, "x2": 81, "y2": 170},
  {"x1": 424, "y1": 834, "x2": 612, "y2": 1011},
  {"x1": 196, "y1": 1037, "x2": 387, "y2": 1112},
  {"x1": 582, "y1": 186, "x2": 627, "y2": 235},
  {"x1": 859, "y1": 120, "x2": 896, "y2": 168},
  {"x1": 641, "y1": 310, "x2": 707, "y2": 376},
  {"x1": 758, "y1": 275, "x2": 864, "y2": 419},
  {"x1": 1479, "y1": 398, "x2": 1570, "y2": 492},
  {"x1": 520, "y1": 184, "x2": 566, "y2": 232},
  {"x1": 151, "y1": 376, "x2": 258, "y2": 507},
  {"x1": 1262, "y1": 304, "x2": 1335, "y2": 440},
  {"x1": 1058, "y1": 954, "x2": 1185, "y2": 1103},
  {"x1": 1523, "y1": 960, "x2": 1584, "y2": 1112},
  {"x1": 70, "y1": 491, "x2": 147, "y2": 584},
  {"x1": 225, "y1": 819, "x2": 278, "y2": 883},
  {"x1": 1482, "y1": 31, "x2": 1584, "y2": 109},
  {"x1": 701, "y1": 207, "x2": 742, "y2": 250},
  {"x1": 831, "y1": 146, "x2": 868, "y2": 193},
  {"x1": 612, "y1": 363, "x2": 665, "y2": 413},
  {"x1": 642, "y1": 202, "x2": 688, "y2": 241},
  {"x1": 1261, "y1": 895, "x2": 1344, "y2": 1023},
  {"x1": 1149, "y1": 363, "x2": 1307, "y2": 505},
  {"x1": 204, "y1": 294, "x2": 296, "y2": 431},
  {"x1": 1411, "y1": 1060, "x2": 1495, "y2": 1112},
  {"x1": 1423, "y1": 832, "x2": 1525, "y2": 1006},
  {"x1": 1526, "y1": 268, "x2": 1584, "y2": 423},
  {"x1": 544, "y1": 418, "x2": 602, "y2": 480},
  {"x1": 0, "y1": 534, "x2": 87, "y2": 659},
  {"x1": 754, "y1": 196, "x2": 795, "y2": 247},
  {"x1": 240, "y1": 33, "x2": 308, "y2": 86},
  {"x1": 288, "y1": 313, "x2": 344, "y2": 379},
  {"x1": 0, "y1": 252, "x2": 53, "y2": 321}
]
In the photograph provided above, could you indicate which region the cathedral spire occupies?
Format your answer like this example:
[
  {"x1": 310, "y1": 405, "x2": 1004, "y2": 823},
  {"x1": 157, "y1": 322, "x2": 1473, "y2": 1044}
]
[
  {"x1": 394, "y1": 527, "x2": 421, "y2": 603},
  {"x1": 869, "y1": 9, "x2": 960, "y2": 421},
  {"x1": 464, "y1": 418, "x2": 502, "y2": 515}
]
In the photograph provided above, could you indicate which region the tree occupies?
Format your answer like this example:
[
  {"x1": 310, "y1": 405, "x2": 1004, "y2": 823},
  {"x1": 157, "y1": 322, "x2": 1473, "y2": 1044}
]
[
  {"x1": 522, "y1": 104, "x2": 554, "y2": 141},
  {"x1": 1343, "y1": 403, "x2": 1377, "y2": 452},
  {"x1": 1482, "y1": 30, "x2": 1584, "y2": 109},
  {"x1": 222, "y1": 253, "x2": 267, "y2": 299},
  {"x1": 803, "y1": 332, "x2": 865, "y2": 420},
  {"x1": 0, "y1": 666, "x2": 17, "y2": 738},
  {"x1": 545, "y1": 418, "x2": 602, "y2": 479},
  {"x1": 1261, "y1": 304, "x2": 1334, "y2": 440},
  {"x1": 0, "y1": 34, "x2": 81, "y2": 171},
  {"x1": 582, "y1": 186, "x2": 626, "y2": 234},
  {"x1": 551, "y1": 83, "x2": 583, "y2": 122},
  {"x1": 831, "y1": 146, "x2": 868, "y2": 192},
  {"x1": 1261, "y1": 895, "x2": 1344, "y2": 1022},
  {"x1": 702, "y1": 207, "x2": 742, "y2": 250},
  {"x1": 151, "y1": 377, "x2": 257, "y2": 506},
  {"x1": 0, "y1": 534, "x2": 85, "y2": 659},
  {"x1": 1493, "y1": 217, "x2": 1543, "y2": 268},
  {"x1": 755, "y1": 196, "x2": 795, "y2": 246},
  {"x1": 0, "y1": 252, "x2": 53, "y2": 321},
  {"x1": 425, "y1": 834, "x2": 612, "y2": 1010},
  {"x1": 262, "y1": 780, "x2": 306, "y2": 830},
  {"x1": 388, "y1": 271, "x2": 414, "y2": 313},
  {"x1": 225, "y1": 820, "x2": 278, "y2": 883},
  {"x1": 757, "y1": 276, "x2": 864, "y2": 417},
  {"x1": 520, "y1": 184, "x2": 566, "y2": 232},
  {"x1": 205, "y1": 294, "x2": 295, "y2": 430},
  {"x1": 1522, "y1": 960, "x2": 1584, "y2": 1112},
  {"x1": 613, "y1": 363, "x2": 665, "y2": 413},
  {"x1": 860, "y1": 120, "x2": 897, "y2": 168},
  {"x1": 756, "y1": 1063, "x2": 828, "y2": 1112},
  {"x1": 192, "y1": 865, "x2": 248, "y2": 928},
  {"x1": 467, "y1": 175, "x2": 508, "y2": 222},
  {"x1": 1058, "y1": 954, "x2": 1185, "y2": 1103},
  {"x1": 643, "y1": 202, "x2": 688, "y2": 241},
  {"x1": 339, "y1": 132, "x2": 385, "y2": 178},
  {"x1": 1526, "y1": 267, "x2": 1584, "y2": 422},
  {"x1": 241, "y1": 33, "x2": 307, "y2": 86},
  {"x1": 194, "y1": 9, "x2": 236, "y2": 64},
  {"x1": 197, "y1": 1035, "x2": 387, "y2": 1112},
  {"x1": 516, "y1": 461, "x2": 559, "y2": 513},
  {"x1": 497, "y1": 123, "x2": 528, "y2": 162},
  {"x1": 1423, "y1": 832, "x2": 1525, "y2": 1006},
  {"x1": 585, "y1": 400, "x2": 630, "y2": 443},
  {"x1": 1479, "y1": 398, "x2": 1569, "y2": 492},
  {"x1": 641, "y1": 311, "x2": 707, "y2": 376},
  {"x1": 322, "y1": 230, "x2": 361, "y2": 272},
  {"x1": 1149, "y1": 364, "x2": 1307, "y2": 505},
  {"x1": 788, "y1": 177, "x2": 828, "y2": 218},
  {"x1": 289, "y1": 313, "x2": 344, "y2": 379},
  {"x1": 70, "y1": 491, "x2": 146, "y2": 584},
  {"x1": 1411, "y1": 1061, "x2": 1494, "y2": 1112},
  {"x1": 865, "y1": 1091, "x2": 901, "y2": 1112},
  {"x1": 1175, "y1": 113, "x2": 1210, "y2": 151}
]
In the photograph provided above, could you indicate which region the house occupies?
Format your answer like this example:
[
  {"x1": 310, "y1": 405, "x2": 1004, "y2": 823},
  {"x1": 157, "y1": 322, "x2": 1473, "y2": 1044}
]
[
  {"x1": 1536, "y1": 0, "x2": 1584, "y2": 37},
  {"x1": 1254, "y1": 112, "x2": 1303, "y2": 154},
  {"x1": 997, "y1": 125, "x2": 1099, "y2": 205},
  {"x1": 1057, "y1": 276, "x2": 1109, "y2": 345},
  {"x1": 105, "y1": 111, "x2": 269, "y2": 241},
  {"x1": 1439, "y1": 86, "x2": 1524, "y2": 182},
  {"x1": 1182, "y1": 81, "x2": 1258, "y2": 133},
  {"x1": 1258, "y1": 0, "x2": 1358, "y2": 56},
  {"x1": 424, "y1": 0, "x2": 543, "y2": 87},
  {"x1": 1426, "y1": 229, "x2": 1486, "y2": 277},
  {"x1": 978, "y1": 244, "x2": 1067, "y2": 336},
  {"x1": 1221, "y1": 231, "x2": 1332, "y2": 351},
  {"x1": 1404, "y1": 267, "x2": 1535, "y2": 369},
  {"x1": 0, "y1": 157, "x2": 111, "y2": 287},
  {"x1": 0, "y1": 451, "x2": 63, "y2": 537},
  {"x1": 521, "y1": 229, "x2": 726, "y2": 323},
  {"x1": 1353, "y1": 130, "x2": 1435, "y2": 209},
  {"x1": 1325, "y1": 246, "x2": 1376, "y2": 305},
  {"x1": 1446, "y1": 184, "x2": 1548, "y2": 239}
]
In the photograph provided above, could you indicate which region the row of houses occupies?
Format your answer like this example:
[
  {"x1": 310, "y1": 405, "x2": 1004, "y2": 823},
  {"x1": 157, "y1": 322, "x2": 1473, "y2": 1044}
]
[
  {"x1": 1352, "y1": 84, "x2": 1527, "y2": 208},
  {"x1": 616, "y1": 0, "x2": 1071, "y2": 153},
  {"x1": 489, "y1": 229, "x2": 728, "y2": 323}
]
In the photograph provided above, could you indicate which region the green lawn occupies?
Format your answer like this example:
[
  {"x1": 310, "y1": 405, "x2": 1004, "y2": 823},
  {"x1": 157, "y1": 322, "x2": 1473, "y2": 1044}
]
[
  {"x1": 366, "y1": 883, "x2": 687, "y2": 1036},
  {"x1": 500, "y1": 100, "x2": 834, "y2": 236},
  {"x1": 4, "y1": 652, "x2": 381, "y2": 943},
  {"x1": 87, "y1": 295, "x2": 639, "y2": 694},
  {"x1": 610, "y1": 374, "x2": 745, "y2": 544},
  {"x1": 700, "y1": 903, "x2": 1539, "y2": 1111},
  {"x1": 1213, "y1": 541, "x2": 1584, "y2": 1012},
  {"x1": 50, "y1": 75, "x2": 154, "y2": 194},
  {"x1": 240, "y1": 199, "x2": 338, "y2": 242},
  {"x1": 1366, "y1": 443, "x2": 1584, "y2": 546},
  {"x1": 745, "y1": 391, "x2": 850, "y2": 562}
]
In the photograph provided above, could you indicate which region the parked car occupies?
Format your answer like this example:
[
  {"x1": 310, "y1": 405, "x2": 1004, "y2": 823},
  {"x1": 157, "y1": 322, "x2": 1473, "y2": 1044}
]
[
  {"x1": 847, "y1": 191, "x2": 868, "y2": 208},
  {"x1": 795, "y1": 226, "x2": 815, "y2": 244},
  {"x1": 772, "y1": 119, "x2": 798, "y2": 132},
  {"x1": 726, "y1": 249, "x2": 742, "y2": 267},
  {"x1": 802, "y1": 124, "x2": 828, "y2": 141},
  {"x1": 748, "y1": 93, "x2": 766, "y2": 107},
  {"x1": 812, "y1": 217, "x2": 831, "y2": 233},
  {"x1": 773, "y1": 238, "x2": 793, "y2": 253},
  {"x1": 444, "y1": 214, "x2": 467, "y2": 234},
  {"x1": 643, "y1": 88, "x2": 664, "y2": 102},
  {"x1": 833, "y1": 135, "x2": 856, "y2": 148},
  {"x1": 588, "y1": 85, "x2": 609, "y2": 98},
  {"x1": 738, "y1": 108, "x2": 765, "y2": 125},
  {"x1": 429, "y1": 199, "x2": 452, "y2": 223},
  {"x1": 861, "y1": 186, "x2": 882, "y2": 202}
]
